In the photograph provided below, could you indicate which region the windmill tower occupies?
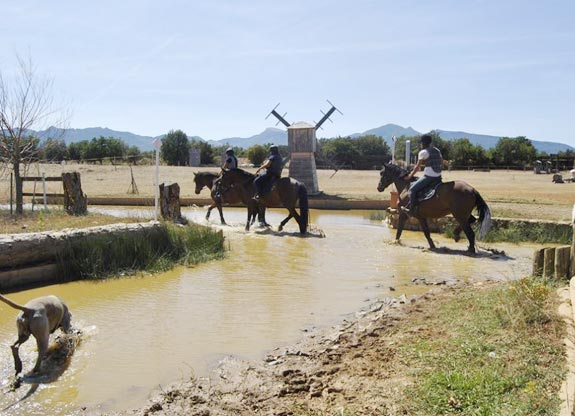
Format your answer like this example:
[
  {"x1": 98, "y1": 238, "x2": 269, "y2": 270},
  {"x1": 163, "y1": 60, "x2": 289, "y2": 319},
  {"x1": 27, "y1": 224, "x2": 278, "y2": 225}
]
[{"x1": 266, "y1": 100, "x2": 342, "y2": 195}]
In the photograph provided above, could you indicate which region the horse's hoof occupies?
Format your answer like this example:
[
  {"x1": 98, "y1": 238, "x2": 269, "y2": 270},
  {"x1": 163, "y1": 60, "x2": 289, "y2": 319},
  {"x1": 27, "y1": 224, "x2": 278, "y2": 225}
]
[{"x1": 278, "y1": 225, "x2": 283, "y2": 232}]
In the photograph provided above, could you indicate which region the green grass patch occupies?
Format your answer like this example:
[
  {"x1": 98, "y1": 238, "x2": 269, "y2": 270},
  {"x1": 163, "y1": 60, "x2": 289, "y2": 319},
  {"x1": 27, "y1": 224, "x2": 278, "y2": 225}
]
[
  {"x1": 56, "y1": 222, "x2": 225, "y2": 280},
  {"x1": 398, "y1": 277, "x2": 566, "y2": 415}
]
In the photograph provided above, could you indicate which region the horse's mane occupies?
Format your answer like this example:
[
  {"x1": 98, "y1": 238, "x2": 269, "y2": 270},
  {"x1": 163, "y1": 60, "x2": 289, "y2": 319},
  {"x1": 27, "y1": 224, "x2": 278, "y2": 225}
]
[
  {"x1": 382, "y1": 163, "x2": 410, "y2": 178},
  {"x1": 195, "y1": 171, "x2": 219, "y2": 178}
]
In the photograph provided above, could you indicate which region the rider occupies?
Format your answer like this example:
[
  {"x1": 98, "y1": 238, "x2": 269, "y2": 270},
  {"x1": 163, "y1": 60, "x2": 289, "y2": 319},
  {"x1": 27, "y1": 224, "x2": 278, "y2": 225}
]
[
  {"x1": 222, "y1": 147, "x2": 238, "y2": 170},
  {"x1": 401, "y1": 133, "x2": 443, "y2": 214},
  {"x1": 253, "y1": 144, "x2": 283, "y2": 200}
]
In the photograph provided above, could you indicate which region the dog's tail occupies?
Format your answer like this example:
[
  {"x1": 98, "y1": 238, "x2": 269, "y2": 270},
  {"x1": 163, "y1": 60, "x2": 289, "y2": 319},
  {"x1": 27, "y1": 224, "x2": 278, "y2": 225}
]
[{"x1": 0, "y1": 294, "x2": 32, "y2": 313}]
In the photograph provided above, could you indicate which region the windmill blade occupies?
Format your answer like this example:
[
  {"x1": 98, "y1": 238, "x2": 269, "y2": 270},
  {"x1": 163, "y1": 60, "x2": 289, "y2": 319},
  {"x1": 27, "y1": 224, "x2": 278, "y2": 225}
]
[
  {"x1": 265, "y1": 103, "x2": 291, "y2": 127},
  {"x1": 315, "y1": 99, "x2": 343, "y2": 129}
]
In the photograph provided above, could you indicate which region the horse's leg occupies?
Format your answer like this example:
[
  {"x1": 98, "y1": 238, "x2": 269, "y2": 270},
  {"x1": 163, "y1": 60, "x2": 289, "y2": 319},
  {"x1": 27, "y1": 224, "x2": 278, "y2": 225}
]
[
  {"x1": 278, "y1": 212, "x2": 294, "y2": 232},
  {"x1": 418, "y1": 218, "x2": 436, "y2": 250},
  {"x1": 395, "y1": 212, "x2": 408, "y2": 242},
  {"x1": 455, "y1": 216, "x2": 476, "y2": 253},
  {"x1": 453, "y1": 225, "x2": 462, "y2": 242},
  {"x1": 206, "y1": 202, "x2": 216, "y2": 220},
  {"x1": 216, "y1": 202, "x2": 226, "y2": 225}
]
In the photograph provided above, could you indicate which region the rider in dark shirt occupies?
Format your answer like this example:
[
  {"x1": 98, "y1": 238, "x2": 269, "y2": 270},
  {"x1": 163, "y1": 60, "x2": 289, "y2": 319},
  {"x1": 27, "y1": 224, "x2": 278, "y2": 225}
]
[
  {"x1": 253, "y1": 145, "x2": 283, "y2": 199},
  {"x1": 222, "y1": 147, "x2": 238, "y2": 170}
]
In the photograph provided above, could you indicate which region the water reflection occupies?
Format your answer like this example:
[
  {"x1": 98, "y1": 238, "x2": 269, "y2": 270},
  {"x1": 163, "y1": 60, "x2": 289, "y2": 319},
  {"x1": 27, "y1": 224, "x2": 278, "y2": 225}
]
[{"x1": 0, "y1": 209, "x2": 534, "y2": 415}]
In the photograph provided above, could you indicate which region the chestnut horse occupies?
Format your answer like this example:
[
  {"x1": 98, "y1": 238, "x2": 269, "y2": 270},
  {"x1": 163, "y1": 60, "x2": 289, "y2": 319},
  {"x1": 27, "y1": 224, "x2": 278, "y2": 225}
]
[
  {"x1": 218, "y1": 168, "x2": 309, "y2": 234},
  {"x1": 377, "y1": 163, "x2": 491, "y2": 253},
  {"x1": 193, "y1": 171, "x2": 262, "y2": 227}
]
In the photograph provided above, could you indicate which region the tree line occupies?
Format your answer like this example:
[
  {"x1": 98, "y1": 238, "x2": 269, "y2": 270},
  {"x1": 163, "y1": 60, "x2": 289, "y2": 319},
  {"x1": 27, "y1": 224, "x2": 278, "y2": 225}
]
[{"x1": 31, "y1": 129, "x2": 573, "y2": 170}]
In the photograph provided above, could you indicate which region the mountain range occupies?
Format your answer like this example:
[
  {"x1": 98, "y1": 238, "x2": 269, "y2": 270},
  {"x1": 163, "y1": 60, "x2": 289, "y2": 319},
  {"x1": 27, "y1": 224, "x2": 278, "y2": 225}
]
[{"x1": 34, "y1": 124, "x2": 573, "y2": 154}]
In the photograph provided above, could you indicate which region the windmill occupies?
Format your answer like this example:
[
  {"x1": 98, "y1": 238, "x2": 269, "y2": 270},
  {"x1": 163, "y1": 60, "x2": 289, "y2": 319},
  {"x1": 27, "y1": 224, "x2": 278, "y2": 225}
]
[{"x1": 266, "y1": 100, "x2": 342, "y2": 195}]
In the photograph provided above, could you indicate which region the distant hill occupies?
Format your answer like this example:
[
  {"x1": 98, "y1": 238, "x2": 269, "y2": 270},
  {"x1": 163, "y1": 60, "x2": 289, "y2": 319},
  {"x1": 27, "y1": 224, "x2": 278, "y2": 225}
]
[
  {"x1": 37, "y1": 127, "x2": 159, "y2": 151},
  {"x1": 207, "y1": 127, "x2": 287, "y2": 148},
  {"x1": 349, "y1": 124, "x2": 421, "y2": 141},
  {"x1": 33, "y1": 125, "x2": 573, "y2": 155}
]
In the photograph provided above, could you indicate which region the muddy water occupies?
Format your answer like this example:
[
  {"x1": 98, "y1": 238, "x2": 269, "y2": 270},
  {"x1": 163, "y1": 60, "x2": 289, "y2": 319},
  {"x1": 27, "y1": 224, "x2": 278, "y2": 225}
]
[{"x1": 0, "y1": 209, "x2": 535, "y2": 415}]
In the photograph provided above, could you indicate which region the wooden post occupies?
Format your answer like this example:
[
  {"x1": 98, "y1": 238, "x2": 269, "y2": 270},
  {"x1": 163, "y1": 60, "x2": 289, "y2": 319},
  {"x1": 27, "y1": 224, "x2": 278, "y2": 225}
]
[
  {"x1": 159, "y1": 182, "x2": 187, "y2": 224},
  {"x1": 555, "y1": 246, "x2": 571, "y2": 280},
  {"x1": 543, "y1": 247, "x2": 556, "y2": 279},
  {"x1": 532, "y1": 248, "x2": 545, "y2": 277},
  {"x1": 62, "y1": 172, "x2": 87, "y2": 215}
]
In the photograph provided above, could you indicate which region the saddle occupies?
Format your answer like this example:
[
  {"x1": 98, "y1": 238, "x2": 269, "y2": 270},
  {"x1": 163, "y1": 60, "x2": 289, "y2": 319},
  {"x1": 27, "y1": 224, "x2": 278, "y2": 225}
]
[{"x1": 416, "y1": 182, "x2": 442, "y2": 203}]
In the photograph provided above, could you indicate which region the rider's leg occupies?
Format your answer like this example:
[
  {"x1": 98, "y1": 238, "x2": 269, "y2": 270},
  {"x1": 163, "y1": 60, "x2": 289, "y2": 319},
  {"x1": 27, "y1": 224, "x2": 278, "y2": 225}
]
[
  {"x1": 253, "y1": 175, "x2": 263, "y2": 199},
  {"x1": 402, "y1": 176, "x2": 430, "y2": 213}
]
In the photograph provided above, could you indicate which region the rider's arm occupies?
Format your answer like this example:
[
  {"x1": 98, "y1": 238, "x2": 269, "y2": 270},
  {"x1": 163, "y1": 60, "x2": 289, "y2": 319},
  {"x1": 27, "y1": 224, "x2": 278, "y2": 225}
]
[
  {"x1": 406, "y1": 158, "x2": 425, "y2": 180},
  {"x1": 256, "y1": 159, "x2": 272, "y2": 174}
]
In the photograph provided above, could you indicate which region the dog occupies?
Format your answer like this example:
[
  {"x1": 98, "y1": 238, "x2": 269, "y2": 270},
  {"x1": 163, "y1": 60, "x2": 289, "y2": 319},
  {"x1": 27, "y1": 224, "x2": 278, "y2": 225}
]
[{"x1": 0, "y1": 293, "x2": 72, "y2": 376}]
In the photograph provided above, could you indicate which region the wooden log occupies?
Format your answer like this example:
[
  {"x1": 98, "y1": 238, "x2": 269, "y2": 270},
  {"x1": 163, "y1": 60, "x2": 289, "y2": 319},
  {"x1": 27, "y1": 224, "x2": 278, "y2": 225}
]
[
  {"x1": 159, "y1": 182, "x2": 187, "y2": 224},
  {"x1": 62, "y1": 172, "x2": 87, "y2": 215},
  {"x1": 543, "y1": 247, "x2": 556, "y2": 279},
  {"x1": 532, "y1": 248, "x2": 545, "y2": 277},
  {"x1": 555, "y1": 246, "x2": 571, "y2": 280}
]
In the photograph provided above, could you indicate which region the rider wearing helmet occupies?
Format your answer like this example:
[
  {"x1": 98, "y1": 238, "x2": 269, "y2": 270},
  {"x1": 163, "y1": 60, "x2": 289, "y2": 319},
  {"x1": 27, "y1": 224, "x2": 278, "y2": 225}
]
[
  {"x1": 401, "y1": 133, "x2": 443, "y2": 214},
  {"x1": 253, "y1": 145, "x2": 283, "y2": 199},
  {"x1": 222, "y1": 147, "x2": 238, "y2": 170}
]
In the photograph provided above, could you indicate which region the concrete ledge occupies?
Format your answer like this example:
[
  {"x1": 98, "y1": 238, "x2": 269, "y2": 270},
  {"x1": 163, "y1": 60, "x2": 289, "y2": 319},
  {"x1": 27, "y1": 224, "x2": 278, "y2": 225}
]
[{"x1": 46, "y1": 196, "x2": 390, "y2": 210}]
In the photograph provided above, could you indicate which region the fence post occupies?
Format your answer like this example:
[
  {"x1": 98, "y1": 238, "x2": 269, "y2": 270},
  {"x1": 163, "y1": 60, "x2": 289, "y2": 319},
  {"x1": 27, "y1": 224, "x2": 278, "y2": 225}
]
[
  {"x1": 10, "y1": 172, "x2": 13, "y2": 215},
  {"x1": 42, "y1": 172, "x2": 47, "y2": 211}
]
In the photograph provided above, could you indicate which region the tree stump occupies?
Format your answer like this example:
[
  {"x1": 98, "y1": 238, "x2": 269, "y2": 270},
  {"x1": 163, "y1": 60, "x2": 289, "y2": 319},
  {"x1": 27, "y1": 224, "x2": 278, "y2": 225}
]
[
  {"x1": 543, "y1": 247, "x2": 556, "y2": 278},
  {"x1": 159, "y1": 182, "x2": 187, "y2": 224},
  {"x1": 532, "y1": 248, "x2": 545, "y2": 277},
  {"x1": 62, "y1": 172, "x2": 87, "y2": 215},
  {"x1": 555, "y1": 246, "x2": 571, "y2": 280}
]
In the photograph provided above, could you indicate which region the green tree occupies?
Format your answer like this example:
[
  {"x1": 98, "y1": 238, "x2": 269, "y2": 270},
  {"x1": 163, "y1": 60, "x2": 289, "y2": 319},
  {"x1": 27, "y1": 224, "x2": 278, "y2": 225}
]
[
  {"x1": 68, "y1": 140, "x2": 89, "y2": 161},
  {"x1": 450, "y1": 138, "x2": 489, "y2": 167},
  {"x1": 40, "y1": 138, "x2": 67, "y2": 161},
  {"x1": 321, "y1": 136, "x2": 360, "y2": 167},
  {"x1": 354, "y1": 135, "x2": 391, "y2": 156},
  {"x1": 161, "y1": 130, "x2": 190, "y2": 166},
  {"x1": 492, "y1": 136, "x2": 537, "y2": 166},
  {"x1": 247, "y1": 144, "x2": 267, "y2": 166}
]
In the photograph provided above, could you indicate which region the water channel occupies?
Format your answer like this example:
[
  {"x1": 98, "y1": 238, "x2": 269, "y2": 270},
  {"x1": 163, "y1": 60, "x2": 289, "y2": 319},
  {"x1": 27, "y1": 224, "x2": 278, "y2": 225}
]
[{"x1": 0, "y1": 208, "x2": 535, "y2": 415}]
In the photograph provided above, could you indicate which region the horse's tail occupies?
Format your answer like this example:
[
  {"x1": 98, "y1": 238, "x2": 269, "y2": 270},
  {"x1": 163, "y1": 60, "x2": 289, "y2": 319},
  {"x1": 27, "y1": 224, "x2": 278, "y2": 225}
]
[
  {"x1": 475, "y1": 191, "x2": 492, "y2": 240},
  {"x1": 297, "y1": 184, "x2": 309, "y2": 234}
]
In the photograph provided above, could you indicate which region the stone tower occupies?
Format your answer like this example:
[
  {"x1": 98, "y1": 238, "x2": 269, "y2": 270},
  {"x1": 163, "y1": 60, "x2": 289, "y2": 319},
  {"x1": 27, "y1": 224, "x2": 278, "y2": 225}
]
[
  {"x1": 288, "y1": 121, "x2": 319, "y2": 194},
  {"x1": 266, "y1": 101, "x2": 341, "y2": 196}
]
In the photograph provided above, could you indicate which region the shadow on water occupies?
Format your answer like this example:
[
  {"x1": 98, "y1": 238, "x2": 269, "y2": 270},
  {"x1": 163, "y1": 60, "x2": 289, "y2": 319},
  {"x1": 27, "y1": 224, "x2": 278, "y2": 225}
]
[{"x1": 2, "y1": 330, "x2": 82, "y2": 412}]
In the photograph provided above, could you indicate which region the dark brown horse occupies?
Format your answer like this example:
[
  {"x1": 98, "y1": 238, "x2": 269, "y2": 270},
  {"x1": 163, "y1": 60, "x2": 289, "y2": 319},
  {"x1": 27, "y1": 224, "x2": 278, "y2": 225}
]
[
  {"x1": 218, "y1": 168, "x2": 309, "y2": 234},
  {"x1": 193, "y1": 171, "x2": 262, "y2": 227},
  {"x1": 377, "y1": 163, "x2": 491, "y2": 253}
]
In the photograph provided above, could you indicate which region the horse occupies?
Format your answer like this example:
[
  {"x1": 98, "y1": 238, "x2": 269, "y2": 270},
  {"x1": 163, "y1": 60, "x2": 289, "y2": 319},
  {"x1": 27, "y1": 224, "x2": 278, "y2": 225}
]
[
  {"x1": 377, "y1": 163, "x2": 491, "y2": 253},
  {"x1": 193, "y1": 171, "x2": 262, "y2": 227},
  {"x1": 218, "y1": 168, "x2": 309, "y2": 234}
]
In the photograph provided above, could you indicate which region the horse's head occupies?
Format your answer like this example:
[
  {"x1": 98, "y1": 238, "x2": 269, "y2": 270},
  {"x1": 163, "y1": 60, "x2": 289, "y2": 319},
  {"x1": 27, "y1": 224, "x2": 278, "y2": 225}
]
[
  {"x1": 193, "y1": 172, "x2": 205, "y2": 194},
  {"x1": 377, "y1": 163, "x2": 408, "y2": 192},
  {"x1": 377, "y1": 164, "x2": 394, "y2": 192}
]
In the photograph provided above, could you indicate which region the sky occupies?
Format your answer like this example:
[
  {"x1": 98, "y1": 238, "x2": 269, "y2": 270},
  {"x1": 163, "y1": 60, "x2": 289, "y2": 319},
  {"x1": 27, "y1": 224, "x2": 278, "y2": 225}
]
[{"x1": 1, "y1": 0, "x2": 574, "y2": 148}]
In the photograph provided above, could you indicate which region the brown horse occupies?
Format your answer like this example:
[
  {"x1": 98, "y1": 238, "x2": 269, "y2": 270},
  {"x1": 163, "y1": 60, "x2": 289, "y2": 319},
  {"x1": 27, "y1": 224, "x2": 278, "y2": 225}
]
[
  {"x1": 218, "y1": 168, "x2": 309, "y2": 234},
  {"x1": 193, "y1": 171, "x2": 262, "y2": 227},
  {"x1": 377, "y1": 163, "x2": 491, "y2": 253}
]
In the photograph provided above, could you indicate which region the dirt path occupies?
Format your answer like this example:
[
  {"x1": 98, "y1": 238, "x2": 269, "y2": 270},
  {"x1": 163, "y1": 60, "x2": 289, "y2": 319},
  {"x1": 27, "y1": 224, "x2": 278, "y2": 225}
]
[{"x1": 115, "y1": 281, "x2": 475, "y2": 416}]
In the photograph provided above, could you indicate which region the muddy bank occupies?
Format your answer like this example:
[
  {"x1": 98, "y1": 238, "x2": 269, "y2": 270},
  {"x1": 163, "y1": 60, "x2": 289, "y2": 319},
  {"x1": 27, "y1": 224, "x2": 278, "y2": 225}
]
[{"x1": 113, "y1": 279, "x2": 470, "y2": 416}]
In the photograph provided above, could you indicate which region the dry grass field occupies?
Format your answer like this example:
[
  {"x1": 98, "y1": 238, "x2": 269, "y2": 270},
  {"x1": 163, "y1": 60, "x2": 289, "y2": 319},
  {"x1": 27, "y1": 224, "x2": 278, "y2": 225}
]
[{"x1": 1, "y1": 163, "x2": 573, "y2": 222}]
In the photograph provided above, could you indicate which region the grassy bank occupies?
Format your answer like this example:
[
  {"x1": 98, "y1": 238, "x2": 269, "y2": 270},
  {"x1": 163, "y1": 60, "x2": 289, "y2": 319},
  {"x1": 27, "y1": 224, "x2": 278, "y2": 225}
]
[
  {"x1": 56, "y1": 222, "x2": 225, "y2": 281},
  {"x1": 397, "y1": 277, "x2": 565, "y2": 415},
  {"x1": 1, "y1": 208, "x2": 143, "y2": 234}
]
